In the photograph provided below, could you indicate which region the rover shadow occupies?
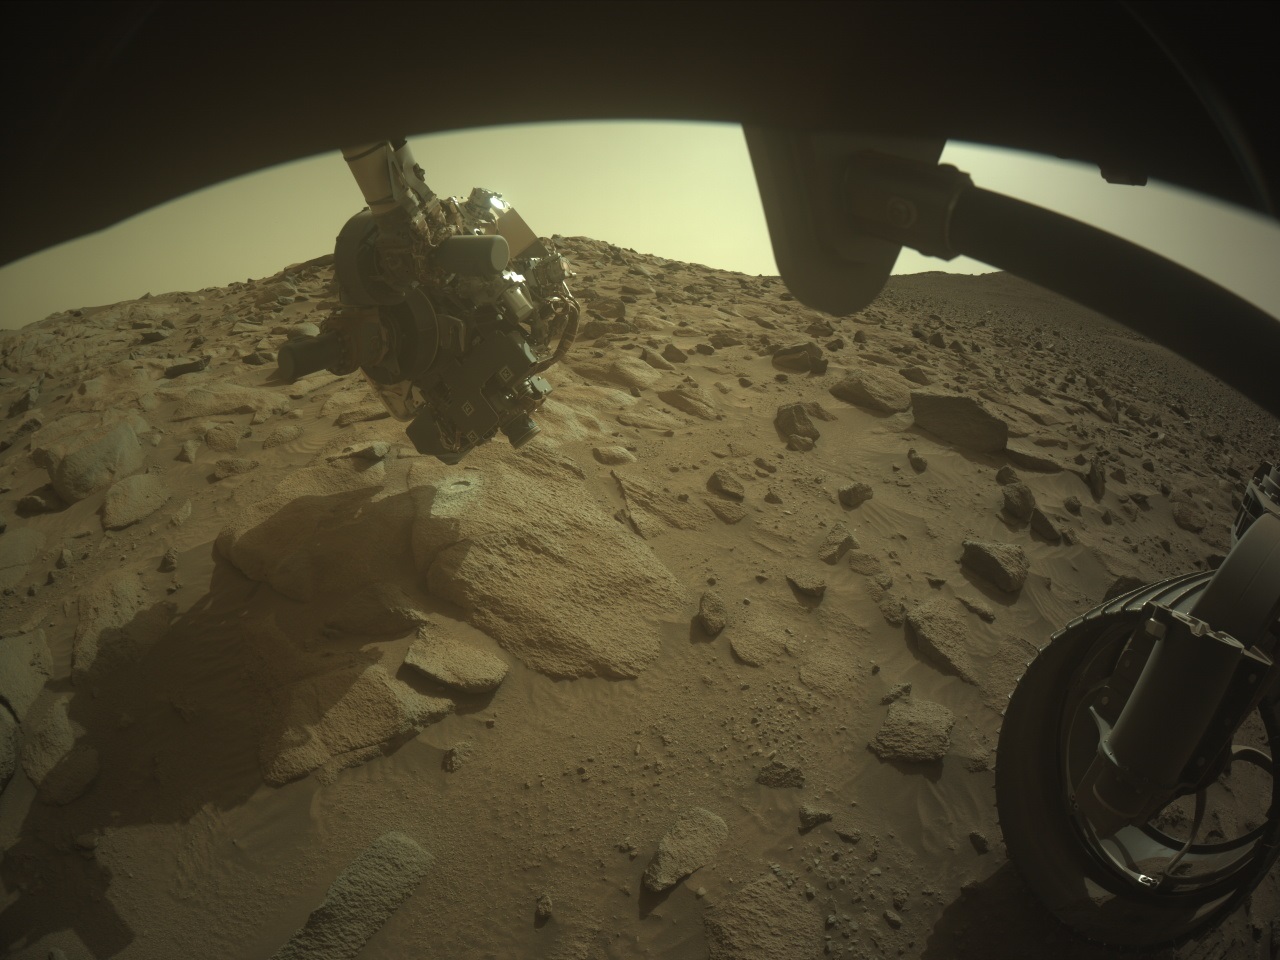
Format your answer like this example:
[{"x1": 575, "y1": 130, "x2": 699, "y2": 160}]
[{"x1": 0, "y1": 484, "x2": 468, "y2": 958}]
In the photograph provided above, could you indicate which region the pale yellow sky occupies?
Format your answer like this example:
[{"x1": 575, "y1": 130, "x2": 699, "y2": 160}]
[{"x1": 1, "y1": 121, "x2": 1278, "y2": 329}]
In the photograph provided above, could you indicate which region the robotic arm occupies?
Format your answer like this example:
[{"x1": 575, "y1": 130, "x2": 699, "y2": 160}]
[{"x1": 277, "y1": 138, "x2": 579, "y2": 463}]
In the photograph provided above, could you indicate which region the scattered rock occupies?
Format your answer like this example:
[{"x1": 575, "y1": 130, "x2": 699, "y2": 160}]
[
  {"x1": 798, "y1": 804, "x2": 833, "y2": 831},
  {"x1": 178, "y1": 439, "x2": 200, "y2": 462},
  {"x1": 706, "y1": 499, "x2": 747, "y2": 524},
  {"x1": 270, "y1": 831, "x2": 433, "y2": 960},
  {"x1": 1001, "y1": 482, "x2": 1036, "y2": 522},
  {"x1": 899, "y1": 365, "x2": 931, "y2": 385},
  {"x1": 639, "y1": 347, "x2": 676, "y2": 371},
  {"x1": 960, "y1": 539, "x2": 1029, "y2": 593},
  {"x1": 403, "y1": 630, "x2": 509, "y2": 694},
  {"x1": 708, "y1": 468, "x2": 745, "y2": 501},
  {"x1": 1064, "y1": 495, "x2": 1082, "y2": 515},
  {"x1": 904, "y1": 598, "x2": 976, "y2": 683},
  {"x1": 911, "y1": 391, "x2": 1008, "y2": 453},
  {"x1": 160, "y1": 547, "x2": 179, "y2": 572},
  {"x1": 661, "y1": 343, "x2": 688, "y2": 364},
  {"x1": 907, "y1": 448, "x2": 927, "y2": 473},
  {"x1": 697, "y1": 591, "x2": 728, "y2": 636},
  {"x1": 592, "y1": 445, "x2": 636, "y2": 465},
  {"x1": 756, "y1": 759, "x2": 805, "y2": 788},
  {"x1": 642, "y1": 807, "x2": 729, "y2": 892},
  {"x1": 868, "y1": 697, "x2": 955, "y2": 763},
  {"x1": 829, "y1": 368, "x2": 912, "y2": 414},
  {"x1": 969, "y1": 831, "x2": 991, "y2": 854},
  {"x1": 102, "y1": 473, "x2": 172, "y2": 530},
  {"x1": 1081, "y1": 457, "x2": 1107, "y2": 501},
  {"x1": 838, "y1": 482, "x2": 873, "y2": 508}
]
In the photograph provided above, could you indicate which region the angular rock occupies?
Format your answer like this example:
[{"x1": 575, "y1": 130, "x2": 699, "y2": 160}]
[
  {"x1": 697, "y1": 591, "x2": 728, "y2": 636},
  {"x1": 102, "y1": 473, "x2": 171, "y2": 530},
  {"x1": 1030, "y1": 507, "x2": 1062, "y2": 543},
  {"x1": 1104, "y1": 574, "x2": 1147, "y2": 601},
  {"x1": 1006, "y1": 441, "x2": 1064, "y2": 474},
  {"x1": 708, "y1": 468, "x2": 745, "y2": 501},
  {"x1": 661, "y1": 343, "x2": 688, "y2": 364},
  {"x1": 907, "y1": 448, "x2": 928, "y2": 473},
  {"x1": 772, "y1": 342, "x2": 827, "y2": 374},
  {"x1": 1173, "y1": 500, "x2": 1208, "y2": 533},
  {"x1": 829, "y1": 368, "x2": 912, "y2": 414},
  {"x1": 904, "y1": 598, "x2": 977, "y2": 684},
  {"x1": 961, "y1": 539, "x2": 1029, "y2": 593},
  {"x1": 442, "y1": 741, "x2": 472, "y2": 772},
  {"x1": 899, "y1": 365, "x2": 932, "y2": 386},
  {"x1": 639, "y1": 347, "x2": 676, "y2": 371},
  {"x1": 270, "y1": 831, "x2": 433, "y2": 960},
  {"x1": 786, "y1": 572, "x2": 826, "y2": 599},
  {"x1": 0, "y1": 629, "x2": 53, "y2": 719},
  {"x1": 259, "y1": 663, "x2": 453, "y2": 786},
  {"x1": 1001, "y1": 482, "x2": 1036, "y2": 522},
  {"x1": 838, "y1": 482, "x2": 873, "y2": 508},
  {"x1": 592, "y1": 445, "x2": 636, "y2": 465},
  {"x1": 996, "y1": 465, "x2": 1020, "y2": 485},
  {"x1": 1081, "y1": 457, "x2": 1107, "y2": 501},
  {"x1": 178, "y1": 439, "x2": 200, "y2": 462},
  {"x1": 911, "y1": 391, "x2": 1008, "y2": 453},
  {"x1": 403, "y1": 630, "x2": 509, "y2": 694},
  {"x1": 1064, "y1": 495, "x2": 1082, "y2": 515},
  {"x1": 48, "y1": 419, "x2": 144, "y2": 502},
  {"x1": 756, "y1": 759, "x2": 805, "y2": 788},
  {"x1": 642, "y1": 807, "x2": 728, "y2": 892},
  {"x1": 774, "y1": 403, "x2": 819, "y2": 443},
  {"x1": 657, "y1": 385, "x2": 719, "y2": 420},
  {"x1": 817, "y1": 524, "x2": 857, "y2": 564},
  {"x1": 614, "y1": 472, "x2": 706, "y2": 539},
  {"x1": 798, "y1": 804, "x2": 833, "y2": 831},
  {"x1": 868, "y1": 697, "x2": 955, "y2": 763}
]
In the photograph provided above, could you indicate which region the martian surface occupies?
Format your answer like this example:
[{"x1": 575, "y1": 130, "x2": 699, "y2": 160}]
[{"x1": 0, "y1": 235, "x2": 1276, "y2": 958}]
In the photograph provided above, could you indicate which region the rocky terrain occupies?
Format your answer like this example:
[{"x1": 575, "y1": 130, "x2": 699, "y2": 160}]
[{"x1": 0, "y1": 235, "x2": 1276, "y2": 959}]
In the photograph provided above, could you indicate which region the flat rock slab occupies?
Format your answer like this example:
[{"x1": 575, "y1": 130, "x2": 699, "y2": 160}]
[
  {"x1": 271, "y1": 831, "x2": 434, "y2": 960},
  {"x1": 756, "y1": 759, "x2": 805, "y2": 788},
  {"x1": 568, "y1": 356, "x2": 663, "y2": 392},
  {"x1": 0, "y1": 629, "x2": 53, "y2": 720},
  {"x1": 961, "y1": 539, "x2": 1030, "y2": 593},
  {"x1": 592, "y1": 445, "x2": 636, "y2": 465},
  {"x1": 904, "y1": 598, "x2": 977, "y2": 683},
  {"x1": 613, "y1": 472, "x2": 706, "y2": 539},
  {"x1": 168, "y1": 383, "x2": 287, "y2": 421},
  {"x1": 420, "y1": 449, "x2": 687, "y2": 679},
  {"x1": 705, "y1": 874, "x2": 820, "y2": 960},
  {"x1": 259, "y1": 663, "x2": 453, "y2": 786},
  {"x1": 402, "y1": 630, "x2": 509, "y2": 694},
  {"x1": 829, "y1": 368, "x2": 912, "y2": 414},
  {"x1": 773, "y1": 403, "x2": 820, "y2": 443},
  {"x1": 657, "y1": 385, "x2": 719, "y2": 420},
  {"x1": 102, "y1": 473, "x2": 172, "y2": 530},
  {"x1": 642, "y1": 807, "x2": 729, "y2": 892},
  {"x1": 868, "y1": 697, "x2": 955, "y2": 763},
  {"x1": 911, "y1": 391, "x2": 1009, "y2": 453}
]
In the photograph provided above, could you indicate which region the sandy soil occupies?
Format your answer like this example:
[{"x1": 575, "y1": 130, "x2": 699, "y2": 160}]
[{"x1": 0, "y1": 236, "x2": 1277, "y2": 959}]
